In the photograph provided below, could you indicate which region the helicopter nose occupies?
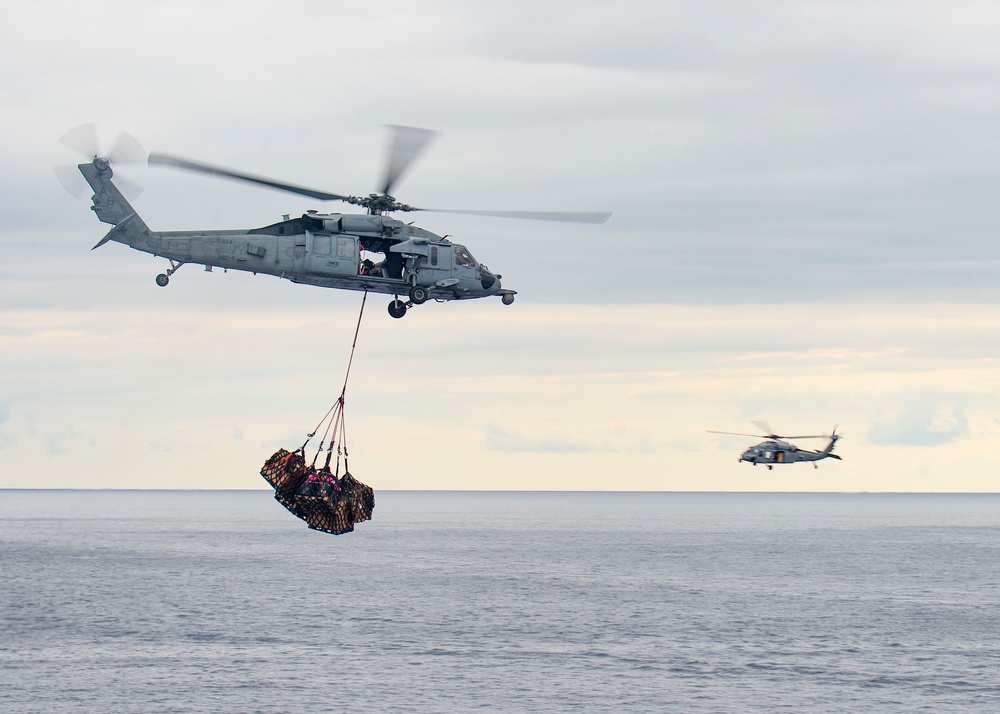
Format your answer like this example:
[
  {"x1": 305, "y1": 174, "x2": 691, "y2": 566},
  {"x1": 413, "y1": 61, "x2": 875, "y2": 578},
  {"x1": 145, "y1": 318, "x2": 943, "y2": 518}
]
[{"x1": 480, "y1": 269, "x2": 499, "y2": 291}]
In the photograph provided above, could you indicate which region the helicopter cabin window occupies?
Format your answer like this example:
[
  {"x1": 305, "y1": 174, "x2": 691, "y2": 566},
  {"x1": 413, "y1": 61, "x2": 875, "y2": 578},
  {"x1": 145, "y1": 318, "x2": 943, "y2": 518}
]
[
  {"x1": 337, "y1": 237, "x2": 355, "y2": 259},
  {"x1": 313, "y1": 234, "x2": 332, "y2": 256},
  {"x1": 430, "y1": 245, "x2": 438, "y2": 266},
  {"x1": 455, "y1": 245, "x2": 475, "y2": 268}
]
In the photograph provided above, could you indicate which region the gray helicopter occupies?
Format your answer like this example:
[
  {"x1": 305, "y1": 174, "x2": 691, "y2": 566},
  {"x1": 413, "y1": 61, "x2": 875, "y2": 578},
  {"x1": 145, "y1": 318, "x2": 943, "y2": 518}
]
[
  {"x1": 708, "y1": 422, "x2": 842, "y2": 470},
  {"x1": 58, "y1": 125, "x2": 610, "y2": 318}
]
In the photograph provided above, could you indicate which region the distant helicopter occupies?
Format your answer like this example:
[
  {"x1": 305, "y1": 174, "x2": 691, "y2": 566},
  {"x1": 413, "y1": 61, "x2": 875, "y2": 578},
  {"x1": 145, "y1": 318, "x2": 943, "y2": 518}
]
[
  {"x1": 56, "y1": 125, "x2": 611, "y2": 318},
  {"x1": 708, "y1": 422, "x2": 842, "y2": 470}
]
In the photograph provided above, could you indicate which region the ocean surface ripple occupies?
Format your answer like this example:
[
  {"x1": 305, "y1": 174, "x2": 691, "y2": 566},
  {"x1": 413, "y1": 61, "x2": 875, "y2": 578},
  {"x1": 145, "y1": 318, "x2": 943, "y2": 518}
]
[{"x1": 1, "y1": 491, "x2": 999, "y2": 712}]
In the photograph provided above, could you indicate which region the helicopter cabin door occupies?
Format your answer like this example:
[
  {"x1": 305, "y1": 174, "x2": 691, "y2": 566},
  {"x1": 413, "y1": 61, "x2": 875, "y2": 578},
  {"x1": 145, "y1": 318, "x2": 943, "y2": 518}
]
[
  {"x1": 306, "y1": 232, "x2": 359, "y2": 276},
  {"x1": 416, "y1": 242, "x2": 454, "y2": 284}
]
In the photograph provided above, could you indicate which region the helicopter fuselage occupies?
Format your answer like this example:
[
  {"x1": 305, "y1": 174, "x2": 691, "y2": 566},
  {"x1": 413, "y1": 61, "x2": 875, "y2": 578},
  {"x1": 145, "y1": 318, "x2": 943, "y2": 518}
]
[
  {"x1": 740, "y1": 438, "x2": 841, "y2": 469},
  {"x1": 79, "y1": 159, "x2": 514, "y2": 316}
]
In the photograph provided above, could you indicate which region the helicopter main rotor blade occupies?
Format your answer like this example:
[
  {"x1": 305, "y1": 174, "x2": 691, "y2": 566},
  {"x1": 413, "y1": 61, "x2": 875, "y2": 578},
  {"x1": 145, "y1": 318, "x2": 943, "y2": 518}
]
[
  {"x1": 414, "y1": 207, "x2": 612, "y2": 224},
  {"x1": 380, "y1": 125, "x2": 437, "y2": 197},
  {"x1": 148, "y1": 152, "x2": 352, "y2": 202},
  {"x1": 707, "y1": 430, "x2": 768, "y2": 438}
]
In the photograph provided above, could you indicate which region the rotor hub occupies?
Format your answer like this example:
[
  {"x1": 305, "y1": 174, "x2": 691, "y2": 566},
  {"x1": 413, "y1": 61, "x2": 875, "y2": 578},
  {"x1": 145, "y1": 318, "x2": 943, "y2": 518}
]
[{"x1": 349, "y1": 193, "x2": 416, "y2": 215}]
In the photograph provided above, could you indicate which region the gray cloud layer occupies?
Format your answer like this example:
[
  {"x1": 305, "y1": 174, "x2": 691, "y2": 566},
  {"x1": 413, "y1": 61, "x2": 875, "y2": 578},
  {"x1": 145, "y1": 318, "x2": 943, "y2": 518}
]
[
  {"x1": 2, "y1": 1, "x2": 998, "y2": 307},
  {"x1": 3, "y1": 1, "x2": 1000, "y2": 490}
]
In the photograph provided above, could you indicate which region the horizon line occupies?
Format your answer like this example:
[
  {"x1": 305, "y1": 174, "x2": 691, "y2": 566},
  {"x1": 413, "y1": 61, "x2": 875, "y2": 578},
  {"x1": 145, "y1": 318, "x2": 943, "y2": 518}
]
[{"x1": 2, "y1": 488, "x2": 999, "y2": 495}]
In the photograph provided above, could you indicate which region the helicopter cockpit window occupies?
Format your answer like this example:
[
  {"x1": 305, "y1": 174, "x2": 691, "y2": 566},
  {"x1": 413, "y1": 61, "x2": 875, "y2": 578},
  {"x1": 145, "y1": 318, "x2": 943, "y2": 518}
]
[
  {"x1": 313, "y1": 234, "x2": 332, "y2": 256},
  {"x1": 454, "y1": 245, "x2": 476, "y2": 268}
]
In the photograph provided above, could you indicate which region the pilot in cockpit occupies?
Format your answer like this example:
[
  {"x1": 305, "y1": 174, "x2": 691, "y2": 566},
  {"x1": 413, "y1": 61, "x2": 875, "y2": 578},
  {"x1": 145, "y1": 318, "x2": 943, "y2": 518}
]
[{"x1": 454, "y1": 245, "x2": 476, "y2": 268}]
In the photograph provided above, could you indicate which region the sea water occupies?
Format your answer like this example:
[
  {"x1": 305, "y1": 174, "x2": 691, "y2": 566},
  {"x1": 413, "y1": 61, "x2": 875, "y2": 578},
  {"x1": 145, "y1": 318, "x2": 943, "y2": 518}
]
[{"x1": 1, "y1": 491, "x2": 999, "y2": 712}]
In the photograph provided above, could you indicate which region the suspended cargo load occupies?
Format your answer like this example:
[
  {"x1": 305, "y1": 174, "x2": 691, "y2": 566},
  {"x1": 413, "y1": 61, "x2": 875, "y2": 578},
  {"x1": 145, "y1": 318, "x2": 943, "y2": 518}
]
[
  {"x1": 259, "y1": 292, "x2": 374, "y2": 535},
  {"x1": 261, "y1": 449, "x2": 374, "y2": 535}
]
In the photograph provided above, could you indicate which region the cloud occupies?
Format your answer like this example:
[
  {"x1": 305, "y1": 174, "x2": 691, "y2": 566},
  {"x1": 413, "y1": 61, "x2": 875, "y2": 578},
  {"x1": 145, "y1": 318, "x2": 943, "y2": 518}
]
[
  {"x1": 2, "y1": 299, "x2": 998, "y2": 489},
  {"x1": 485, "y1": 425, "x2": 596, "y2": 454},
  {"x1": 45, "y1": 425, "x2": 81, "y2": 456},
  {"x1": 5, "y1": 1, "x2": 1000, "y2": 490},
  {"x1": 0, "y1": 400, "x2": 14, "y2": 450},
  {"x1": 868, "y1": 397, "x2": 971, "y2": 447},
  {"x1": 719, "y1": 347, "x2": 910, "y2": 364},
  {"x1": 484, "y1": 424, "x2": 672, "y2": 455},
  {"x1": 7, "y1": 0, "x2": 1000, "y2": 309}
]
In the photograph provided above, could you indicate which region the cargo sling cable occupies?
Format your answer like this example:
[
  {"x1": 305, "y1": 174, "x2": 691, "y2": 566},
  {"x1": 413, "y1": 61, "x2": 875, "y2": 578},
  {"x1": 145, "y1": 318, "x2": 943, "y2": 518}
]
[{"x1": 260, "y1": 292, "x2": 375, "y2": 535}]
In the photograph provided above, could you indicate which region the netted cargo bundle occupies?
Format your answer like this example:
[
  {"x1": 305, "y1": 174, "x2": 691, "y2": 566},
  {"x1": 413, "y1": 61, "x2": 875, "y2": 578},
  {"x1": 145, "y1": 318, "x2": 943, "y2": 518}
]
[
  {"x1": 260, "y1": 449, "x2": 375, "y2": 535},
  {"x1": 260, "y1": 293, "x2": 375, "y2": 536},
  {"x1": 340, "y1": 472, "x2": 375, "y2": 524},
  {"x1": 294, "y1": 469, "x2": 355, "y2": 534},
  {"x1": 261, "y1": 448, "x2": 307, "y2": 499}
]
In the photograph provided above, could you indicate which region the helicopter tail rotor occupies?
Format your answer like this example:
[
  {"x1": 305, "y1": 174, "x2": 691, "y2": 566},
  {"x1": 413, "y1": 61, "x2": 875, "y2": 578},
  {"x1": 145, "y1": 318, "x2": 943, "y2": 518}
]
[
  {"x1": 54, "y1": 124, "x2": 147, "y2": 200},
  {"x1": 821, "y1": 427, "x2": 843, "y2": 456}
]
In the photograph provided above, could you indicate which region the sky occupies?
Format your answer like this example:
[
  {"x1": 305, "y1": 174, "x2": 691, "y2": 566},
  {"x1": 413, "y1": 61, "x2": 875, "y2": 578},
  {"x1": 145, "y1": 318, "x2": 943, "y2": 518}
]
[{"x1": 3, "y1": 0, "x2": 1000, "y2": 491}]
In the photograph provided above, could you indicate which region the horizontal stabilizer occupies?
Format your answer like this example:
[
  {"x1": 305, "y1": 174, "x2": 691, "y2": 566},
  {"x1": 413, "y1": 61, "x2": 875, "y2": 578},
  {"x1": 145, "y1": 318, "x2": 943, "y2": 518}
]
[{"x1": 92, "y1": 213, "x2": 136, "y2": 250}]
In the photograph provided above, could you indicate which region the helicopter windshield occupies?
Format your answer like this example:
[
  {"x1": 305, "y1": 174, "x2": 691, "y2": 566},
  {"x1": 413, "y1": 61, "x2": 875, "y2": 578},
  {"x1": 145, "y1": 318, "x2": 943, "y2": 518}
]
[{"x1": 454, "y1": 245, "x2": 476, "y2": 268}]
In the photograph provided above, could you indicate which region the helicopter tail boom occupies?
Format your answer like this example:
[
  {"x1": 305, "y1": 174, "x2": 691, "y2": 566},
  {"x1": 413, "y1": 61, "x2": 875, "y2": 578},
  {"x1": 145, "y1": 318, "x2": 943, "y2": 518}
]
[
  {"x1": 821, "y1": 431, "x2": 841, "y2": 456},
  {"x1": 79, "y1": 159, "x2": 153, "y2": 250}
]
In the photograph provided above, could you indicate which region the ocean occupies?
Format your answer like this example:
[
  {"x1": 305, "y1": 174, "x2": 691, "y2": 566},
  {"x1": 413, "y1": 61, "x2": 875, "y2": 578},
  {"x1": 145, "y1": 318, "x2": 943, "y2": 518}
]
[{"x1": 1, "y1": 490, "x2": 999, "y2": 712}]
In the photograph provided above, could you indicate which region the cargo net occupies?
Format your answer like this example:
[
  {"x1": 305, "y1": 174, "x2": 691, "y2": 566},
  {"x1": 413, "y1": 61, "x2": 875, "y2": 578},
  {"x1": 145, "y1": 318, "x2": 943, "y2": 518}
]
[
  {"x1": 259, "y1": 292, "x2": 374, "y2": 535},
  {"x1": 261, "y1": 446, "x2": 374, "y2": 535}
]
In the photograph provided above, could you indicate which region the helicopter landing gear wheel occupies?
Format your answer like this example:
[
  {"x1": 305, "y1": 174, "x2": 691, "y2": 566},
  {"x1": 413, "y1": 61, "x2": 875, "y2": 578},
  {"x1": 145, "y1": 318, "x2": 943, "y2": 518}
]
[
  {"x1": 767, "y1": 465, "x2": 773, "y2": 471},
  {"x1": 501, "y1": 293, "x2": 515, "y2": 305},
  {"x1": 408, "y1": 286, "x2": 428, "y2": 305},
  {"x1": 156, "y1": 260, "x2": 184, "y2": 287},
  {"x1": 388, "y1": 299, "x2": 407, "y2": 319}
]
